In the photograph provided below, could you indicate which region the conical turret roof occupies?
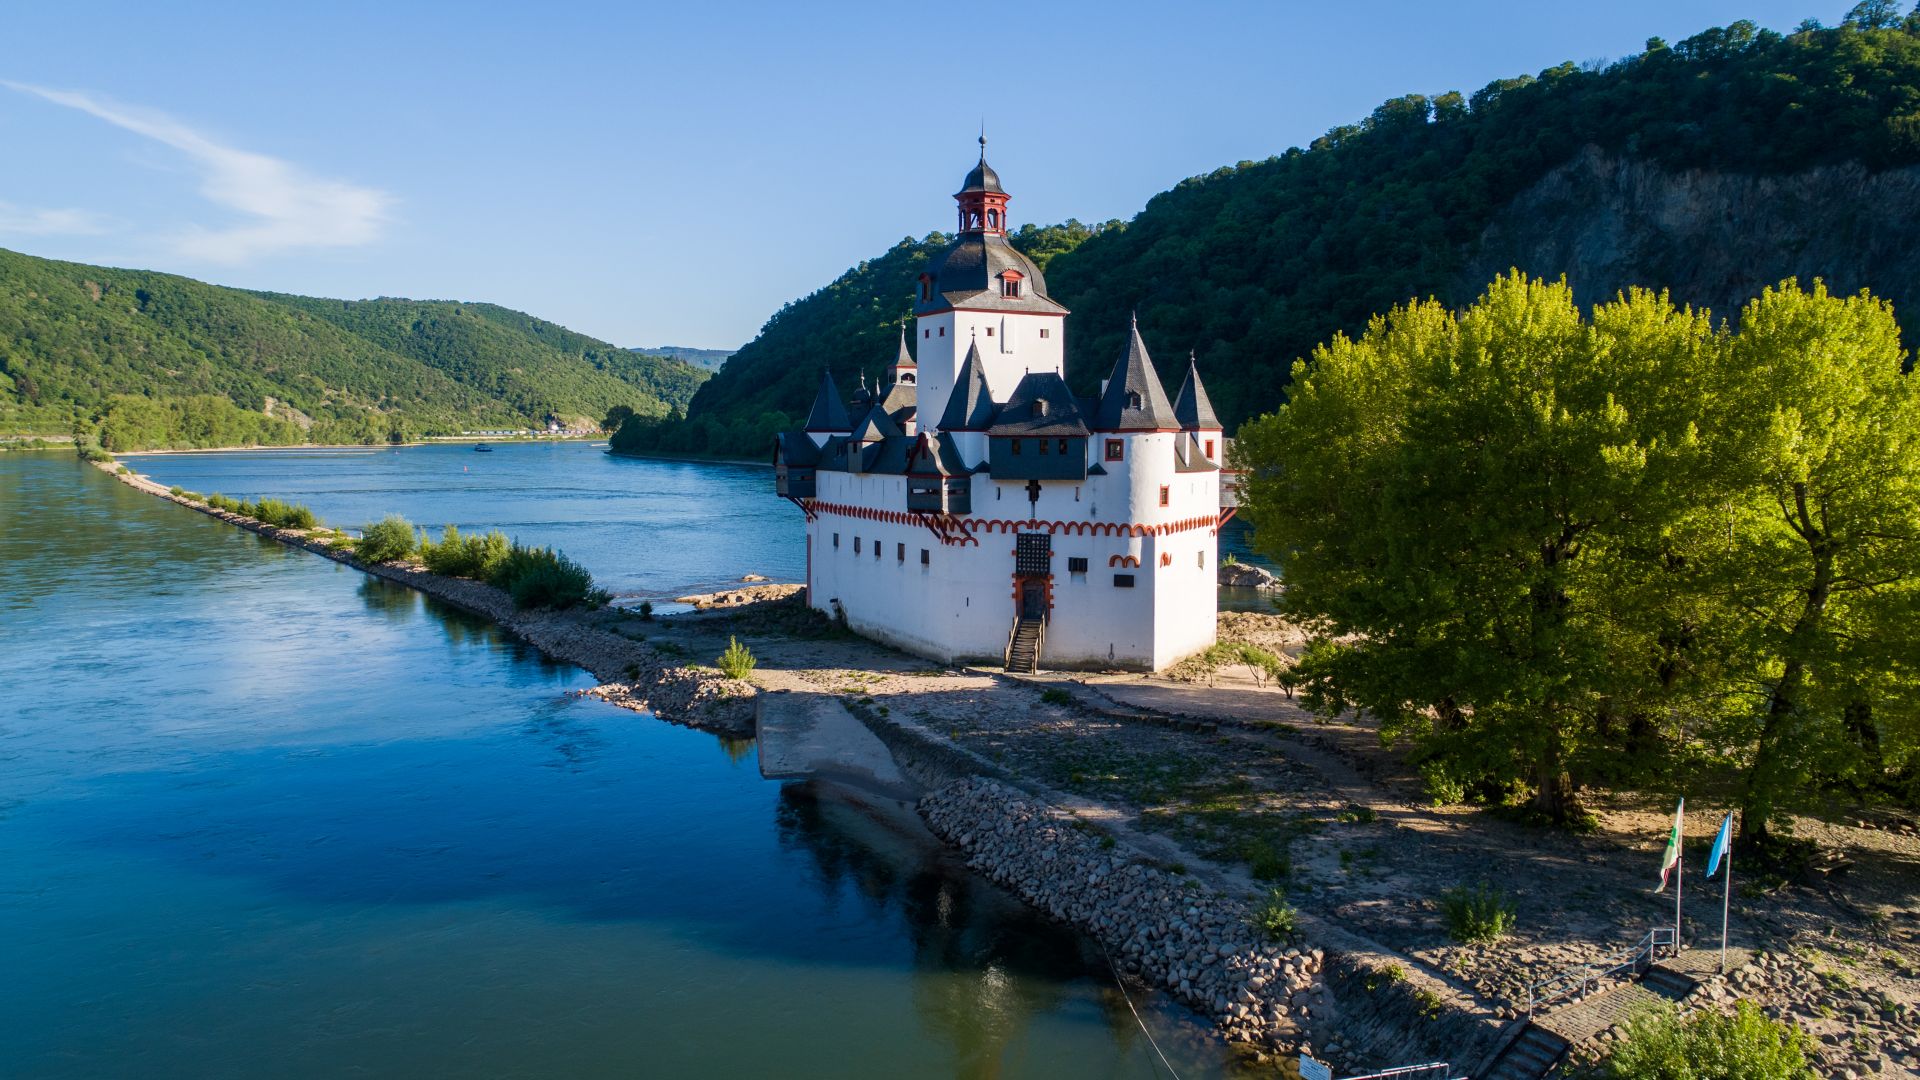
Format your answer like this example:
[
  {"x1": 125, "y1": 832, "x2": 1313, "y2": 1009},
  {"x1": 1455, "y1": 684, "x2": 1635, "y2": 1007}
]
[
  {"x1": 895, "y1": 326, "x2": 916, "y2": 369},
  {"x1": 938, "y1": 341, "x2": 997, "y2": 431},
  {"x1": 804, "y1": 368, "x2": 852, "y2": 433},
  {"x1": 1092, "y1": 316, "x2": 1176, "y2": 432},
  {"x1": 1174, "y1": 351, "x2": 1221, "y2": 431}
]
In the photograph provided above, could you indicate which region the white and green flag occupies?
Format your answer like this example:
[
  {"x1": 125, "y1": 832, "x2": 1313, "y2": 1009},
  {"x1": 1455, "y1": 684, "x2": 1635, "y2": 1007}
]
[{"x1": 1656, "y1": 797, "x2": 1683, "y2": 892}]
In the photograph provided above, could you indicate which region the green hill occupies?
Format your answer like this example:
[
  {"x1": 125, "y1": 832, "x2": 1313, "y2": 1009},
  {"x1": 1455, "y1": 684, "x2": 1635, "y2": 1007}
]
[
  {"x1": 0, "y1": 247, "x2": 707, "y2": 450},
  {"x1": 626, "y1": 12, "x2": 1920, "y2": 456}
]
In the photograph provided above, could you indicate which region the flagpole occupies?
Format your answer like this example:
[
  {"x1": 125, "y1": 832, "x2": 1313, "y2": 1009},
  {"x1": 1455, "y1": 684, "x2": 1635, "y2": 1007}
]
[
  {"x1": 1674, "y1": 813, "x2": 1683, "y2": 954},
  {"x1": 1720, "y1": 845, "x2": 1732, "y2": 973}
]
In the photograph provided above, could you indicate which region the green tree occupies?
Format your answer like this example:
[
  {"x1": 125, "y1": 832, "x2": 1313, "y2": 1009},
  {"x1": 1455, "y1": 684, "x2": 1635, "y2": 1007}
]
[
  {"x1": 1715, "y1": 281, "x2": 1920, "y2": 852},
  {"x1": 1237, "y1": 274, "x2": 1733, "y2": 823},
  {"x1": 603, "y1": 403, "x2": 636, "y2": 433}
]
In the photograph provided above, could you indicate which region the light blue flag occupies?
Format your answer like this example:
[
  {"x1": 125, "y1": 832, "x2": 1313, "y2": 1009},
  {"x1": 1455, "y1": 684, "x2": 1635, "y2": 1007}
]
[{"x1": 1706, "y1": 812, "x2": 1733, "y2": 878}]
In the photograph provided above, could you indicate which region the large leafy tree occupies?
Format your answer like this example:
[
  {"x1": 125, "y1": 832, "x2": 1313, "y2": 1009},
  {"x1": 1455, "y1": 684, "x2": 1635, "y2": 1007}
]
[
  {"x1": 1715, "y1": 281, "x2": 1920, "y2": 851},
  {"x1": 1238, "y1": 274, "x2": 1731, "y2": 823}
]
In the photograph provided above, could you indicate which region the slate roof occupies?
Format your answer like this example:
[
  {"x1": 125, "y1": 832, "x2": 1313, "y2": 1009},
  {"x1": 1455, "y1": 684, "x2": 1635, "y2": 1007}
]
[
  {"x1": 938, "y1": 341, "x2": 998, "y2": 431},
  {"x1": 959, "y1": 149, "x2": 1002, "y2": 194},
  {"x1": 772, "y1": 430, "x2": 820, "y2": 467},
  {"x1": 1092, "y1": 318, "x2": 1178, "y2": 431},
  {"x1": 875, "y1": 380, "x2": 917, "y2": 429},
  {"x1": 858, "y1": 435, "x2": 913, "y2": 475},
  {"x1": 1174, "y1": 434, "x2": 1221, "y2": 474},
  {"x1": 914, "y1": 232, "x2": 1068, "y2": 316},
  {"x1": 907, "y1": 432, "x2": 972, "y2": 477},
  {"x1": 987, "y1": 373, "x2": 1090, "y2": 437},
  {"x1": 850, "y1": 404, "x2": 902, "y2": 444},
  {"x1": 894, "y1": 327, "x2": 916, "y2": 368},
  {"x1": 804, "y1": 368, "x2": 852, "y2": 432},
  {"x1": 1174, "y1": 351, "x2": 1222, "y2": 431}
]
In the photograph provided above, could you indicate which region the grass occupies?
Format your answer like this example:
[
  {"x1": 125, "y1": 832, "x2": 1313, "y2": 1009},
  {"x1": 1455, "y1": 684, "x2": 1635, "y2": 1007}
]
[
  {"x1": 1250, "y1": 889, "x2": 1297, "y2": 942},
  {"x1": 1440, "y1": 880, "x2": 1518, "y2": 943},
  {"x1": 718, "y1": 636, "x2": 756, "y2": 680}
]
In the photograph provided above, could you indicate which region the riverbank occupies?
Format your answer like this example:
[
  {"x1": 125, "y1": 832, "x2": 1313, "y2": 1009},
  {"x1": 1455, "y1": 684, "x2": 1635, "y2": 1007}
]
[{"x1": 93, "y1": 455, "x2": 1920, "y2": 1079}]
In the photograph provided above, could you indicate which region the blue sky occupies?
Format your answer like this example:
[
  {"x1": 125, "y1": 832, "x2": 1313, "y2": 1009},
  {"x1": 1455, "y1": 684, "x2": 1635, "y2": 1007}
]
[{"x1": 1, "y1": 1, "x2": 1832, "y2": 349}]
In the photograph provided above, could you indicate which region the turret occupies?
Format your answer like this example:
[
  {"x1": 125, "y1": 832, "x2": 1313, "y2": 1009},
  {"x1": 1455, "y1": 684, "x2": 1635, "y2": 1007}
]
[
  {"x1": 892, "y1": 326, "x2": 917, "y2": 386},
  {"x1": 1092, "y1": 315, "x2": 1177, "y2": 432},
  {"x1": 803, "y1": 368, "x2": 852, "y2": 447}
]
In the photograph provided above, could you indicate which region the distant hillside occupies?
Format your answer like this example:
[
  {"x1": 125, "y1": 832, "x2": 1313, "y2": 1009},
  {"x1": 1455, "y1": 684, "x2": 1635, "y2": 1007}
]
[
  {"x1": 0, "y1": 247, "x2": 707, "y2": 449},
  {"x1": 611, "y1": 221, "x2": 1113, "y2": 456},
  {"x1": 631, "y1": 13, "x2": 1920, "y2": 456},
  {"x1": 637, "y1": 345, "x2": 735, "y2": 371}
]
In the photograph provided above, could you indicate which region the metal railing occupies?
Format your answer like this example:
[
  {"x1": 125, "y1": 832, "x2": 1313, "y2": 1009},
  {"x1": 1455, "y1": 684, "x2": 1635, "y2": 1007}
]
[
  {"x1": 1337, "y1": 1063, "x2": 1461, "y2": 1080},
  {"x1": 1525, "y1": 926, "x2": 1677, "y2": 1015}
]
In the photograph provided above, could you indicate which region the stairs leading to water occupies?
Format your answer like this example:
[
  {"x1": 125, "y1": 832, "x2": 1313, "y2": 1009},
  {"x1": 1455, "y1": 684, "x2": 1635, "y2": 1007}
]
[{"x1": 1006, "y1": 618, "x2": 1042, "y2": 673}]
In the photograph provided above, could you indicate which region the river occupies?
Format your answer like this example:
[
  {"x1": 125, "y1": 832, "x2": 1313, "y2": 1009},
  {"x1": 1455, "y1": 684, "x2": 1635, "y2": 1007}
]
[{"x1": 0, "y1": 450, "x2": 1248, "y2": 1078}]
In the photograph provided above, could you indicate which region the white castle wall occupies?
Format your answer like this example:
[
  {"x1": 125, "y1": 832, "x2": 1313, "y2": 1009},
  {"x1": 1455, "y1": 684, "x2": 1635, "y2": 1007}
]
[
  {"x1": 803, "y1": 438, "x2": 1220, "y2": 671},
  {"x1": 914, "y1": 309, "x2": 1066, "y2": 434}
]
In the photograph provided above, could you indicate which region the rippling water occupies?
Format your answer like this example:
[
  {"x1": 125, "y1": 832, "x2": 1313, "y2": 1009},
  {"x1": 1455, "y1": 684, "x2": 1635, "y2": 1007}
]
[{"x1": 0, "y1": 453, "x2": 1243, "y2": 1079}]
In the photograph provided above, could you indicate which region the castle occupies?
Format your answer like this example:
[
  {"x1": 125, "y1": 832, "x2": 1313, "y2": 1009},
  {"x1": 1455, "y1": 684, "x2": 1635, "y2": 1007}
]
[{"x1": 772, "y1": 142, "x2": 1232, "y2": 671}]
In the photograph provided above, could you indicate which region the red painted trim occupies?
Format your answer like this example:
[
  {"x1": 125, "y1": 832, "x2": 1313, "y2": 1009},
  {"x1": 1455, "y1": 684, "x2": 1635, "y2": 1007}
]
[
  {"x1": 1108, "y1": 554, "x2": 1140, "y2": 568},
  {"x1": 1218, "y1": 507, "x2": 1238, "y2": 527},
  {"x1": 805, "y1": 502, "x2": 1222, "y2": 541}
]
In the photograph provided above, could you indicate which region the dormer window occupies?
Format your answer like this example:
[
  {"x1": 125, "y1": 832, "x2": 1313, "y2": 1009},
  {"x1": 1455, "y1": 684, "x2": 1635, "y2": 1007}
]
[
  {"x1": 900, "y1": 372, "x2": 916, "y2": 385},
  {"x1": 1032, "y1": 399, "x2": 1048, "y2": 418},
  {"x1": 998, "y1": 270, "x2": 1023, "y2": 299},
  {"x1": 1127, "y1": 391, "x2": 1142, "y2": 410},
  {"x1": 918, "y1": 274, "x2": 932, "y2": 302}
]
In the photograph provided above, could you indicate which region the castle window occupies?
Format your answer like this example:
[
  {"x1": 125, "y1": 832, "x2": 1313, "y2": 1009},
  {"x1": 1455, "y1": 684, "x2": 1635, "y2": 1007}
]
[
  {"x1": 853, "y1": 537, "x2": 860, "y2": 554},
  {"x1": 1038, "y1": 439, "x2": 1049, "y2": 455},
  {"x1": 1002, "y1": 278, "x2": 1019, "y2": 298},
  {"x1": 1068, "y1": 557, "x2": 1088, "y2": 573},
  {"x1": 920, "y1": 548, "x2": 930, "y2": 565},
  {"x1": 1039, "y1": 328, "x2": 1050, "y2": 339},
  {"x1": 1127, "y1": 391, "x2": 1142, "y2": 410},
  {"x1": 1114, "y1": 574, "x2": 1136, "y2": 588},
  {"x1": 939, "y1": 327, "x2": 945, "y2": 337},
  {"x1": 1204, "y1": 438, "x2": 1216, "y2": 457},
  {"x1": 924, "y1": 329, "x2": 930, "y2": 339},
  {"x1": 897, "y1": 542, "x2": 905, "y2": 562},
  {"x1": 1198, "y1": 551, "x2": 1206, "y2": 568},
  {"x1": 833, "y1": 532, "x2": 840, "y2": 549},
  {"x1": 874, "y1": 540, "x2": 881, "y2": 560},
  {"x1": 1105, "y1": 439, "x2": 1124, "y2": 461},
  {"x1": 985, "y1": 327, "x2": 994, "y2": 337},
  {"x1": 1011, "y1": 439, "x2": 1021, "y2": 456},
  {"x1": 1159, "y1": 485, "x2": 1170, "y2": 507},
  {"x1": 1057, "y1": 439, "x2": 1068, "y2": 455}
]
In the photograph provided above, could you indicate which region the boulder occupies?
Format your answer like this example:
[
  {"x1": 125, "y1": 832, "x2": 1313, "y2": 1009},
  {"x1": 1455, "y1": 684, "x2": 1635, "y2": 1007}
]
[{"x1": 1218, "y1": 562, "x2": 1280, "y2": 589}]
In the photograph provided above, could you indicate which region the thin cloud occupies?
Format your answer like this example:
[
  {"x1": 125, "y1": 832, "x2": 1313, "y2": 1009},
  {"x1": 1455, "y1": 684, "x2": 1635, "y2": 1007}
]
[
  {"x1": 0, "y1": 201, "x2": 108, "y2": 237},
  {"x1": 4, "y1": 81, "x2": 393, "y2": 263}
]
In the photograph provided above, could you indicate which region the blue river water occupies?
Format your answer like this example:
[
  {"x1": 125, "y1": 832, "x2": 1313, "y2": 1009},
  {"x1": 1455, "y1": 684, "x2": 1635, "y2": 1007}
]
[{"x1": 0, "y1": 451, "x2": 1248, "y2": 1078}]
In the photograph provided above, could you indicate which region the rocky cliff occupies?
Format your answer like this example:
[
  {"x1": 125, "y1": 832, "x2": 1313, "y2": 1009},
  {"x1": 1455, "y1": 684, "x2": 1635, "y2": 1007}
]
[{"x1": 1463, "y1": 145, "x2": 1920, "y2": 331}]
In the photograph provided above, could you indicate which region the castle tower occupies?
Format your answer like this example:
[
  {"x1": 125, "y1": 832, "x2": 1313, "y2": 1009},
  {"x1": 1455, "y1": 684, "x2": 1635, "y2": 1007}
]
[
  {"x1": 892, "y1": 326, "x2": 917, "y2": 386},
  {"x1": 914, "y1": 139, "x2": 1068, "y2": 432}
]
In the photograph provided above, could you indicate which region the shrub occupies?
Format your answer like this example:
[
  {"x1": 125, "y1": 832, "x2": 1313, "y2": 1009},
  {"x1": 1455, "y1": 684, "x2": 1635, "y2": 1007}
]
[
  {"x1": 205, "y1": 492, "x2": 240, "y2": 513},
  {"x1": 1040, "y1": 687, "x2": 1074, "y2": 706},
  {"x1": 637, "y1": 600, "x2": 654, "y2": 621},
  {"x1": 356, "y1": 515, "x2": 417, "y2": 563},
  {"x1": 1250, "y1": 889, "x2": 1297, "y2": 942},
  {"x1": 420, "y1": 524, "x2": 511, "y2": 579},
  {"x1": 115, "y1": 465, "x2": 130, "y2": 475},
  {"x1": 1246, "y1": 840, "x2": 1291, "y2": 882},
  {"x1": 169, "y1": 486, "x2": 184, "y2": 496},
  {"x1": 1604, "y1": 1001, "x2": 1815, "y2": 1080},
  {"x1": 249, "y1": 498, "x2": 316, "y2": 529},
  {"x1": 77, "y1": 444, "x2": 114, "y2": 463},
  {"x1": 1440, "y1": 880, "x2": 1518, "y2": 943},
  {"x1": 718, "y1": 635, "x2": 756, "y2": 680},
  {"x1": 486, "y1": 541, "x2": 600, "y2": 609}
]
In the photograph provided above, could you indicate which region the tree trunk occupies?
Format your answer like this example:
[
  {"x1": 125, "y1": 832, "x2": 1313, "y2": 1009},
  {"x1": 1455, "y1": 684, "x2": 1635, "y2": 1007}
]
[
  {"x1": 1532, "y1": 740, "x2": 1577, "y2": 824},
  {"x1": 1741, "y1": 483, "x2": 1834, "y2": 854}
]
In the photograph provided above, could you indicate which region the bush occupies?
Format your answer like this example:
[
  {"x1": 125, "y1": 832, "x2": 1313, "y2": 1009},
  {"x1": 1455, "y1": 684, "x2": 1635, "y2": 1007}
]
[
  {"x1": 1040, "y1": 687, "x2": 1074, "y2": 706},
  {"x1": 637, "y1": 600, "x2": 654, "y2": 620},
  {"x1": 1250, "y1": 889, "x2": 1297, "y2": 942},
  {"x1": 718, "y1": 635, "x2": 756, "y2": 680},
  {"x1": 249, "y1": 498, "x2": 316, "y2": 529},
  {"x1": 356, "y1": 515, "x2": 417, "y2": 563},
  {"x1": 168, "y1": 486, "x2": 184, "y2": 496},
  {"x1": 486, "y1": 541, "x2": 601, "y2": 609},
  {"x1": 77, "y1": 444, "x2": 114, "y2": 463},
  {"x1": 1246, "y1": 840, "x2": 1291, "y2": 882},
  {"x1": 1604, "y1": 1001, "x2": 1815, "y2": 1080},
  {"x1": 1440, "y1": 880, "x2": 1518, "y2": 943},
  {"x1": 419, "y1": 524, "x2": 510, "y2": 579}
]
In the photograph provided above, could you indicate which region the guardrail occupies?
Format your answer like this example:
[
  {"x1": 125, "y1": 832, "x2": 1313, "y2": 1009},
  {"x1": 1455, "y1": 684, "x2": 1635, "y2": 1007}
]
[
  {"x1": 1526, "y1": 926, "x2": 1677, "y2": 1015},
  {"x1": 1337, "y1": 1063, "x2": 1460, "y2": 1080}
]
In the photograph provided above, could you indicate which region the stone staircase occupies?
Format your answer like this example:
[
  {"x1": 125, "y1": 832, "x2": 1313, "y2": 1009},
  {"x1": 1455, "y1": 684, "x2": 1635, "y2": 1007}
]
[
  {"x1": 1005, "y1": 617, "x2": 1042, "y2": 673},
  {"x1": 1479, "y1": 1022, "x2": 1571, "y2": 1080}
]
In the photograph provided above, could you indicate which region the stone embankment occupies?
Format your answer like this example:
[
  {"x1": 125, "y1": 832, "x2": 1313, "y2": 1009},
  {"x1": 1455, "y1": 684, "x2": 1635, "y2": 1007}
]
[
  {"x1": 922, "y1": 777, "x2": 1343, "y2": 1058},
  {"x1": 96, "y1": 461, "x2": 755, "y2": 734}
]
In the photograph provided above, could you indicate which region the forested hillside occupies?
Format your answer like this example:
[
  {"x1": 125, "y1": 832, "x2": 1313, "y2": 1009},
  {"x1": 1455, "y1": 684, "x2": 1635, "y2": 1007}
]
[
  {"x1": 634, "y1": 9, "x2": 1920, "y2": 455},
  {"x1": 0, "y1": 247, "x2": 706, "y2": 449}
]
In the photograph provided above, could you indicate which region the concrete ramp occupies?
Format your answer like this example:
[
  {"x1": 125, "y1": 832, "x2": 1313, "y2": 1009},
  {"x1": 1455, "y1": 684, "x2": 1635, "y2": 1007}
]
[{"x1": 756, "y1": 690, "x2": 918, "y2": 800}]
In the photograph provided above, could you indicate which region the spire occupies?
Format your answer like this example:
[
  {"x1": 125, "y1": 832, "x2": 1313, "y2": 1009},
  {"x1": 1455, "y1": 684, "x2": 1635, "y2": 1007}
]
[
  {"x1": 1174, "y1": 350, "x2": 1221, "y2": 431},
  {"x1": 956, "y1": 138, "x2": 1008, "y2": 234},
  {"x1": 895, "y1": 325, "x2": 916, "y2": 369},
  {"x1": 938, "y1": 341, "x2": 997, "y2": 431},
  {"x1": 1093, "y1": 319, "x2": 1177, "y2": 432},
  {"x1": 804, "y1": 368, "x2": 852, "y2": 433}
]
